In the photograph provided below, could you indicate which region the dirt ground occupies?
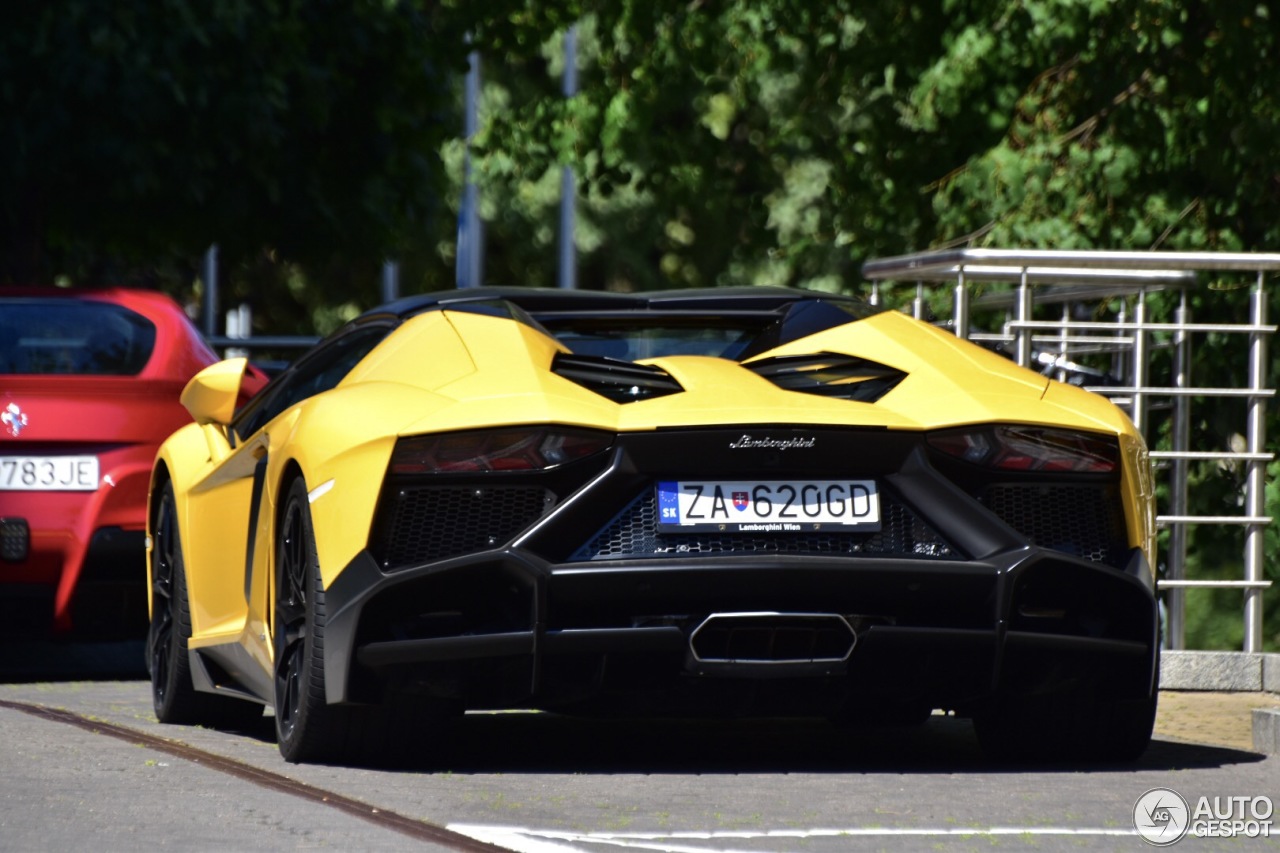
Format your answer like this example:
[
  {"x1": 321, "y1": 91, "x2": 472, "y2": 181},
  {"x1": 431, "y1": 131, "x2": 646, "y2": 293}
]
[{"x1": 1155, "y1": 690, "x2": 1280, "y2": 751}]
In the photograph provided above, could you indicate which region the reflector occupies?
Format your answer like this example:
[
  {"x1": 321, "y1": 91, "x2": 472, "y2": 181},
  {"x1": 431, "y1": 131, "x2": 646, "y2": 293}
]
[
  {"x1": 928, "y1": 426, "x2": 1117, "y2": 473},
  {"x1": 391, "y1": 427, "x2": 612, "y2": 474}
]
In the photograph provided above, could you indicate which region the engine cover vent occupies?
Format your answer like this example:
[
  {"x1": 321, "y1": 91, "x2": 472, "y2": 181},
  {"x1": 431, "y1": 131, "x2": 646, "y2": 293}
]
[
  {"x1": 742, "y1": 353, "x2": 906, "y2": 402},
  {"x1": 551, "y1": 353, "x2": 683, "y2": 403}
]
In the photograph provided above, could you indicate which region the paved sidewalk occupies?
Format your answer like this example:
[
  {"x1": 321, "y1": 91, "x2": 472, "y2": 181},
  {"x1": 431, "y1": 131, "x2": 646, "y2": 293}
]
[{"x1": 1155, "y1": 690, "x2": 1280, "y2": 751}]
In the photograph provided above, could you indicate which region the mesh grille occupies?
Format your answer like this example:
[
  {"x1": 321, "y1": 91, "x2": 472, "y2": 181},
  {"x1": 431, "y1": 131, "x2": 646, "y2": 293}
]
[
  {"x1": 376, "y1": 486, "x2": 553, "y2": 569},
  {"x1": 570, "y1": 489, "x2": 955, "y2": 562},
  {"x1": 981, "y1": 483, "x2": 1126, "y2": 565}
]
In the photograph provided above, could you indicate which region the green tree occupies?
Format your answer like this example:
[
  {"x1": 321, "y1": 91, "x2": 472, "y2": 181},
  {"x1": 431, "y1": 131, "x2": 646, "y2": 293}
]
[{"x1": 0, "y1": 0, "x2": 576, "y2": 330}]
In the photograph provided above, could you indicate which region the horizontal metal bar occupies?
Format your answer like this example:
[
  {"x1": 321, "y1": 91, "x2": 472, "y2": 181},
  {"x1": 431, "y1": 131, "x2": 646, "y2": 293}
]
[
  {"x1": 1150, "y1": 451, "x2": 1275, "y2": 461},
  {"x1": 885, "y1": 265, "x2": 1198, "y2": 285},
  {"x1": 862, "y1": 248, "x2": 1280, "y2": 279},
  {"x1": 1018, "y1": 335, "x2": 1137, "y2": 346},
  {"x1": 1157, "y1": 580, "x2": 1273, "y2": 589},
  {"x1": 1005, "y1": 320, "x2": 1277, "y2": 334},
  {"x1": 1157, "y1": 515, "x2": 1273, "y2": 525},
  {"x1": 974, "y1": 281, "x2": 1193, "y2": 306},
  {"x1": 1086, "y1": 386, "x2": 1275, "y2": 398}
]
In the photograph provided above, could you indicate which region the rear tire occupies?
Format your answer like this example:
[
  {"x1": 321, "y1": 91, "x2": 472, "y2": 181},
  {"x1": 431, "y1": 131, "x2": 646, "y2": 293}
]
[
  {"x1": 148, "y1": 481, "x2": 263, "y2": 729},
  {"x1": 273, "y1": 478, "x2": 361, "y2": 764},
  {"x1": 973, "y1": 690, "x2": 1156, "y2": 764}
]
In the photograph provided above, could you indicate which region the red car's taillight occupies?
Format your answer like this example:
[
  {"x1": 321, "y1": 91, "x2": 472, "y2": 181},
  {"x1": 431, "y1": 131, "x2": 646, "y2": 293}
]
[
  {"x1": 390, "y1": 426, "x2": 613, "y2": 474},
  {"x1": 927, "y1": 426, "x2": 1118, "y2": 473}
]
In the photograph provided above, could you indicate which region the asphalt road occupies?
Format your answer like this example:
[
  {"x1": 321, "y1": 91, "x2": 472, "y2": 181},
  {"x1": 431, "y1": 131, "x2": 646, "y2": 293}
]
[{"x1": 1, "y1": 641, "x2": 1276, "y2": 852}]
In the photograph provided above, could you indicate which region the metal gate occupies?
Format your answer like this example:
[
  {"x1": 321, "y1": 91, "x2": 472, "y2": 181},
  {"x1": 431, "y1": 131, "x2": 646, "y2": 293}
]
[{"x1": 862, "y1": 249, "x2": 1276, "y2": 653}]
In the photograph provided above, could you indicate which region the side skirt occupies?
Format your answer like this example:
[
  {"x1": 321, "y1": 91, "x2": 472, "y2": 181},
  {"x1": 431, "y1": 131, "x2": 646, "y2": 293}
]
[{"x1": 190, "y1": 643, "x2": 273, "y2": 704}]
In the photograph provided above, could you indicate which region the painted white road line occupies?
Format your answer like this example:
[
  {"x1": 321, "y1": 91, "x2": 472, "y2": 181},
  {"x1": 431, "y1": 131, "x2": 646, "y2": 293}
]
[{"x1": 449, "y1": 824, "x2": 1140, "y2": 852}]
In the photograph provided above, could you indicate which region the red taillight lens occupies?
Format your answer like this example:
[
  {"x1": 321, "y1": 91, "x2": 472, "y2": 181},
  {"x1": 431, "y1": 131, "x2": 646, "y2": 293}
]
[
  {"x1": 927, "y1": 426, "x2": 1118, "y2": 473},
  {"x1": 391, "y1": 427, "x2": 613, "y2": 474}
]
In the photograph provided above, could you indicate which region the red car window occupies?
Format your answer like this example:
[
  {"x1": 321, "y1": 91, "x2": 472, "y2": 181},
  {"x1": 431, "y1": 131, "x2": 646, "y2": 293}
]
[{"x1": 0, "y1": 298, "x2": 157, "y2": 376}]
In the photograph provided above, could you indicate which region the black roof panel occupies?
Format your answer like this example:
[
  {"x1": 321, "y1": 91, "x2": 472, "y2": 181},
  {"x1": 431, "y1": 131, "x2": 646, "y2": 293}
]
[{"x1": 369, "y1": 286, "x2": 871, "y2": 322}]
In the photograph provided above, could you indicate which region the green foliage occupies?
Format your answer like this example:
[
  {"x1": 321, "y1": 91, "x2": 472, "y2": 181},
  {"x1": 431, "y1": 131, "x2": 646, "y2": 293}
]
[{"x1": 0, "y1": 0, "x2": 576, "y2": 330}]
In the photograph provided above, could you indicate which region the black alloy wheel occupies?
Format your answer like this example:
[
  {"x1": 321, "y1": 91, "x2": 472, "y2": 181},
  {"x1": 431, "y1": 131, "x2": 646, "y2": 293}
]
[
  {"x1": 147, "y1": 483, "x2": 183, "y2": 717},
  {"x1": 273, "y1": 477, "x2": 356, "y2": 763}
]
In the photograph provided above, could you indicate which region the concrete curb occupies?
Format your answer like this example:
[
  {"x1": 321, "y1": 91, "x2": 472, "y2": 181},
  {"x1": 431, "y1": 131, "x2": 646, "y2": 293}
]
[
  {"x1": 1253, "y1": 709, "x2": 1280, "y2": 755},
  {"x1": 1160, "y1": 651, "x2": 1280, "y2": 755},
  {"x1": 1160, "y1": 650, "x2": 1280, "y2": 692}
]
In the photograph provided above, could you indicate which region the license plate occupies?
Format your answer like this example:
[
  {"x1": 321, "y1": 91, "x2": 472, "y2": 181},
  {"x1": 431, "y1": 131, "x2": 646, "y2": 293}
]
[
  {"x1": 657, "y1": 479, "x2": 880, "y2": 532},
  {"x1": 0, "y1": 455, "x2": 100, "y2": 491}
]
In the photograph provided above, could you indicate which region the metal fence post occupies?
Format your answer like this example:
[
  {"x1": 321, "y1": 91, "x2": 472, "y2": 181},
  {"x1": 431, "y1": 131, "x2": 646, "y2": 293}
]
[
  {"x1": 1244, "y1": 272, "x2": 1269, "y2": 652},
  {"x1": 457, "y1": 44, "x2": 483, "y2": 289},
  {"x1": 381, "y1": 260, "x2": 400, "y2": 304},
  {"x1": 1015, "y1": 268, "x2": 1032, "y2": 368},
  {"x1": 1167, "y1": 292, "x2": 1192, "y2": 650},
  {"x1": 558, "y1": 25, "x2": 578, "y2": 291},
  {"x1": 953, "y1": 268, "x2": 969, "y2": 338},
  {"x1": 201, "y1": 245, "x2": 219, "y2": 338},
  {"x1": 1130, "y1": 289, "x2": 1148, "y2": 433}
]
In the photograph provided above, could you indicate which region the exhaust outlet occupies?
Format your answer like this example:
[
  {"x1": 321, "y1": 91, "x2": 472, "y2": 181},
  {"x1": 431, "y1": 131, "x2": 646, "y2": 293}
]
[{"x1": 687, "y1": 612, "x2": 856, "y2": 677}]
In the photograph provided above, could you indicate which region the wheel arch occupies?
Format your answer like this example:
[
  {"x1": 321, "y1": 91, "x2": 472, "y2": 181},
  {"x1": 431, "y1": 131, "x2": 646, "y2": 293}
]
[
  {"x1": 145, "y1": 460, "x2": 173, "y2": 618},
  {"x1": 270, "y1": 459, "x2": 308, "y2": 597}
]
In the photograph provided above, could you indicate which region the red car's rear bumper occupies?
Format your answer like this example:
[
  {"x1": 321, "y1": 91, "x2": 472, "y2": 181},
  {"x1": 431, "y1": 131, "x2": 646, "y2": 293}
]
[{"x1": 1, "y1": 443, "x2": 154, "y2": 637}]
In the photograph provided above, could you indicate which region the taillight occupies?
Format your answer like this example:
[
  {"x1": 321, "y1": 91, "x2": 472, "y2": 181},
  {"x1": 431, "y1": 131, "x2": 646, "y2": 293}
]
[
  {"x1": 927, "y1": 426, "x2": 1118, "y2": 473},
  {"x1": 390, "y1": 426, "x2": 613, "y2": 474}
]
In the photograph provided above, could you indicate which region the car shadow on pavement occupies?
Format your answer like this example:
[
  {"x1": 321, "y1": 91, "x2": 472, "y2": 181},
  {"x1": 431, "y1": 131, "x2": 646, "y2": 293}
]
[
  {"x1": 353, "y1": 710, "x2": 1268, "y2": 776},
  {"x1": 2, "y1": 642, "x2": 1264, "y2": 775},
  {"x1": 0, "y1": 639, "x2": 147, "y2": 683}
]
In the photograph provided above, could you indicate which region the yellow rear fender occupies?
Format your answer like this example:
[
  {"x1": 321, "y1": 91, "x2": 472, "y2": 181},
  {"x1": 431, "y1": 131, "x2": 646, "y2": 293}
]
[
  {"x1": 1039, "y1": 380, "x2": 1138, "y2": 434},
  {"x1": 277, "y1": 433, "x2": 398, "y2": 590},
  {"x1": 1117, "y1": 433, "x2": 1157, "y2": 577},
  {"x1": 267, "y1": 384, "x2": 450, "y2": 588}
]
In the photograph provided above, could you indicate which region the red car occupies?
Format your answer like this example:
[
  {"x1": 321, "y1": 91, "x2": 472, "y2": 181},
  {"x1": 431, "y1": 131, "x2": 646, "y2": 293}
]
[{"x1": 0, "y1": 288, "x2": 264, "y2": 638}]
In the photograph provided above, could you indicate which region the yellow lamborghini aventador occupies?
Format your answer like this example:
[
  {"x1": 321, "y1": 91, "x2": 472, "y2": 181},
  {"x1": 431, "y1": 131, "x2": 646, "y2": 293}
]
[{"x1": 146, "y1": 287, "x2": 1159, "y2": 764}]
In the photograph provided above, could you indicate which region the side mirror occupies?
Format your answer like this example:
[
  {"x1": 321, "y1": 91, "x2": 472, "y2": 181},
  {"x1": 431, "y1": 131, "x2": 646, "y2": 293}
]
[{"x1": 181, "y1": 358, "x2": 249, "y2": 426}]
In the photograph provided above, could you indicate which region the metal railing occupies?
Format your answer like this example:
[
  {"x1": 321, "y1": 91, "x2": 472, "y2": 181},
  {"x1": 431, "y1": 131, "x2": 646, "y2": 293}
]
[{"x1": 862, "y1": 249, "x2": 1277, "y2": 652}]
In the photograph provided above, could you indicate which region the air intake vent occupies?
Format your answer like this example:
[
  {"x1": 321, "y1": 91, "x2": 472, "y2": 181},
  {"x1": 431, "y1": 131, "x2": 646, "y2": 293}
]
[
  {"x1": 373, "y1": 486, "x2": 554, "y2": 569},
  {"x1": 552, "y1": 353, "x2": 683, "y2": 403},
  {"x1": 980, "y1": 483, "x2": 1127, "y2": 567},
  {"x1": 744, "y1": 353, "x2": 905, "y2": 402}
]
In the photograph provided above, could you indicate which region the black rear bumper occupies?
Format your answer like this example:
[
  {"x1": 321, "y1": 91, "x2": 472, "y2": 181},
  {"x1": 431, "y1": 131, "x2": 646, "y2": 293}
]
[
  {"x1": 324, "y1": 543, "x2": 1157, "y2": 716},
  {"x1": 324, "y1": 427, "x2": 1157, "y2": 717}
]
